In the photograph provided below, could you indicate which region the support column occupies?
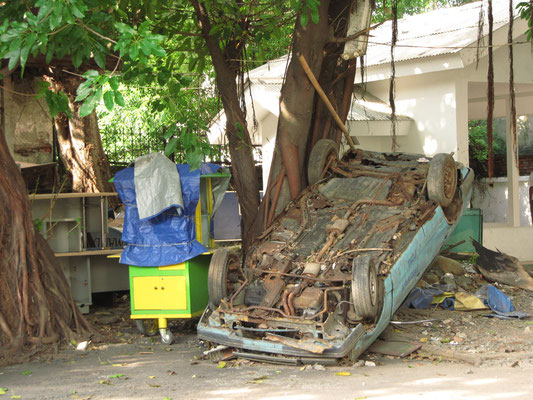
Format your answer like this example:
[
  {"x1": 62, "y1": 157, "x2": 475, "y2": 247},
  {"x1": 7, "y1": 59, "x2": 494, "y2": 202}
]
[
  {"x1": 455, "y1": 78, "x2": 469, "y2": 165},
  {"x1": 506, "y1": 96, "x2": 520, "y2": 227}
]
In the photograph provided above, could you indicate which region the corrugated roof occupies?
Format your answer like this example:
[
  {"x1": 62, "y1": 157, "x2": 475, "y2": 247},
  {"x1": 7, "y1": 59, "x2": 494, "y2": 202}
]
[
  {"x1": 365, "y1": 0, "x2": 519, "y2": 66},
  {"x1": 349, "y1": 86, "x2": 412, "y2": 122},
  {"x1": 251, "y1": 80, "x2": 412, "y2": 123}
]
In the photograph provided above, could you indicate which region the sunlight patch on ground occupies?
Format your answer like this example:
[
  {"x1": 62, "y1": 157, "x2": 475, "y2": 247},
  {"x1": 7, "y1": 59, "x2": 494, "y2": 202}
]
[
  {"x1": 258, "y1": 395, "x2": 316, "y2": 400},
  {"x1": 208, "y1": 387, "x2": 253, "y2": 396}
]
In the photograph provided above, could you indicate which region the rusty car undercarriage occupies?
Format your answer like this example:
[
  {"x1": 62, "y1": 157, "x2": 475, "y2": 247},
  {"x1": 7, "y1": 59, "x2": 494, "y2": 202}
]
[{"x1": 198, "y1": 142, "x2": 474, "y2": 364}]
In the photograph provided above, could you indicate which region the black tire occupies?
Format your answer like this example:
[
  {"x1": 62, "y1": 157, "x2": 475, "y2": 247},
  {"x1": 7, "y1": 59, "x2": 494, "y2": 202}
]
[
  {"x1": 208, "y1": 248, "x2": 240, "y2": 306},
  {"x1": 351, "y1": 256, "x2": 383, "y2": 321},
  {"x1": 136, "y1": 319, "x2": 158, "y2": 336},
  {"x1": 308, "y1": 139, "x2": 338, "y2": 185},
  {"x1": 427, "y1": 153, "x2": 457, "y2": 208}
]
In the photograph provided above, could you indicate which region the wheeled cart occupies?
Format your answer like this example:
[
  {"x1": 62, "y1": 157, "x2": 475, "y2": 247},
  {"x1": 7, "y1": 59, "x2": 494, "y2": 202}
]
[
  {"x1": 112, "y1": 163, "x2": 231, "y2": 345},
  {"x1": 129, "y1": 254, "x2": 211, "y2": 344}
]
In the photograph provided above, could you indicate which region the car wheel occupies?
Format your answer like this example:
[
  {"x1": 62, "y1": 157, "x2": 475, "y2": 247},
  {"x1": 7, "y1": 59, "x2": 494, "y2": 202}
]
[
  {"x1": 135, "y1": 319, "x2": 158, "y2": 336},
  {"x1": 351, "y1": 256, "x2": 383, "y2": 321},
  {"x1": 427, "y1": 153, "x2": 457, "y2": 207},
  {"x1": 208, "y1": 248, "x2": 240, "y2": 306},
  {"x1": 308, "y1": 139, "x2": 338, "y2": 185}
]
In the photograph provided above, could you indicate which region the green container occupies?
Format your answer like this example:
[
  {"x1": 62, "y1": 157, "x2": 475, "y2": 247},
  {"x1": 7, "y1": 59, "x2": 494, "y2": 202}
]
[
  {"x1": 444, "y1": 208, "x2": 483, "y2": 253},
  {"x1": 129, "y1": 254, "x2": 211, "y2": 320}
]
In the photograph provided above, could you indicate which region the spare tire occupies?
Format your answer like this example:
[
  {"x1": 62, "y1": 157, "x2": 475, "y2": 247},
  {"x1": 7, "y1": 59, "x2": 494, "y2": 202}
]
[
  {"x1": 427, "y1": 153, "x2": 457, "y2": 207},
  {"x1": 307, "y1": 139, "x2": 338, "y2": 185}
]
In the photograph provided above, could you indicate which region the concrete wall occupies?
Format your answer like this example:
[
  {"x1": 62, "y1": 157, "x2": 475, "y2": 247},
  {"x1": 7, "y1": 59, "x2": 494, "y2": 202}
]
[
  {"x1": 360, "y1": 70, "x2": 467, "y2": 162},
  {"x1": 471, "y1": 177, "x2": 532, "y2": 226},
  {"x1": 3, "y1": 75, "x2": 53, "y2": 164},
  {"x1": 483, "y1": 226, "x2": 533, "y2": 263}
]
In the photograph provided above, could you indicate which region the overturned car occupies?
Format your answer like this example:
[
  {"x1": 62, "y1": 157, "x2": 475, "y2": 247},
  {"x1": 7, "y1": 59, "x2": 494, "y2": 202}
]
[{"x1": 198, "y1": 140, "x2": 474, "y2": 364}]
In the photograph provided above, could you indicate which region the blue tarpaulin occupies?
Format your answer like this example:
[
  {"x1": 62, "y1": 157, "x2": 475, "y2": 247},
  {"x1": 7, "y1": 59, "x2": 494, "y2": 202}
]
[{"x1": 114, "y1": 163, "x2": 221, "y2": 267}]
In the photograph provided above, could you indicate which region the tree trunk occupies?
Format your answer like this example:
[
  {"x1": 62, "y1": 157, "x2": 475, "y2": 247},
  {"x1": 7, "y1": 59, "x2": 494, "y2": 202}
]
[
  {"x1": 45, "y1": 73, "x2": 116, "y2": 202},
  {"x1": 258, "y1": 0, "x2": 355, "y2": 234},
  {"x1": 191, "y1": 0, "x2": 261, "y2": 252},
  {"x1": 0, "y1": 126, "x2": 91, "y2": 366}
]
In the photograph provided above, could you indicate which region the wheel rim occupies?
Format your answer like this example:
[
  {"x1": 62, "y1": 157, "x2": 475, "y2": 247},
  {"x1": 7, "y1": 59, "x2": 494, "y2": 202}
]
[
  {"x1": 225, "y1": 255, "x2": 242, "y2": 295},
  {"x1": 369, "y1": 266, "x2": 378, "y2": 307},
  {"x1": 443, "y1": 162, "x2": 456, "y2": 199}
]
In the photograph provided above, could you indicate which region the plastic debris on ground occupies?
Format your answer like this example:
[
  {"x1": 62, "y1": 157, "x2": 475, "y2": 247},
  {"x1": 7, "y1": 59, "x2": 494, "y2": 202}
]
[{"x1": 402, "y1": 283, "x2": 529, "y2": 318}]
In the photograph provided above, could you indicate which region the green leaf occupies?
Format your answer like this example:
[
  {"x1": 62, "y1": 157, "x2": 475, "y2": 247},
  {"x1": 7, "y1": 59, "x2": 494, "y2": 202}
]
[
  {"x1": 208, "y1": 24, "x2": 223, "y2": 36},
  {"x1": 310, "y1": 7, "x2": 319, "y2": 24},
  {"x1": 163, "y1": 125, "x2": 177, "y2": 140},
  {"x1": 79, "y1": 93, "x2": 97, "y2": 117},
  {"x1": 140, "y1": 39, "x2": 153, "y2": 56},
  {"x1": 83, "y1": 70, "x2": 99, "y2": 78},
  {"x1": 20, "y1": 34, "x2": 38, "y2": 70},
  {"x1": 37, "y1": 3, "x2": 53, "y2": 21},
  {"x1": 103, "y1": 91, "x2": 114, "y2": 111},
  {"x1": 70, "y1": 2, "x2": 85, "y2": 18},
  {"x1": 21, "y1": 370, "x2": 32, "y2": 375},
  {"x1": 128, "y1": 44, "x2": 139, "y2": 60},
  {"x1": 75, "y1": 85, "x2": 93, "y2": 102},
  {"x1": 164, "y1": 138, "x2": 178, "y2": 156},
  {"x1": 109, "y1": 76, "x2": 119, "y2": 91},
  {"x1": 7, "y1": 49, "x2": 20, "y2": 71},
  {"x1": 94, "y1": 51, "x2": 106, "y2": 69},
  {"x1": 114, "y1": 91, "x2": 125, "y2": 107},
  {"x1": 45, "y1": 42, "x2": 55, "y2": 64},
  {"x1": 151, "y1": 45, "x2": 166, "y2": 58},
  {"x1": 186, "y1": 147, "x2": 204, "y2": 171},
  {"x1": 72, "y1": 49, "x2": 83, "y2": 68},
  {"x1": 300, "y1": 11, "x2": 308, "y2": 27},
  {"x1": 110, "y1": 373, "x2": 124, "y2": 379},
  {"x1": 49, "y1": 3, "x2": 64, "y2": 30},
  {"x1": 0, "y1": 388, "x2": 7, "y2": 395}
]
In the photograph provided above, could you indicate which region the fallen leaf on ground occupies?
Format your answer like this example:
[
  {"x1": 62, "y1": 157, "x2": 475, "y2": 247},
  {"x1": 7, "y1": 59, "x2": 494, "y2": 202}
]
[
  {"x1": 21, "y1": 370, "x2": 32, "y2": 376},
  {"x1": 149, "y1": 376, "x2": 155, "y2": 379},
  {"x1": 148, "y1": 384, "x2": 161, "y2": 388},
  {"x1": 246, "y1": 380, "x2": 264, "y2": 384},
  {"x1": 0, "y1": 388, "x2": 7, "y2": 395},
  {"x1": 334, "y1": 372, "x2": 351, "y2": 376},
  {"x1": 98, "y1": 380, "x2": 111, "y2": 385},
  {"x1": 217, "y1": 361, "x2": 226, "y2": 369},
  {"x1": 10, "y1": 396, "x2": 21, "y2": 399}
]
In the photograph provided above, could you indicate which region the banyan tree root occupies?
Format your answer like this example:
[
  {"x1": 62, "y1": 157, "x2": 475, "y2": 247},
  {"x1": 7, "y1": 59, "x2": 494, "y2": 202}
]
[{"x1": 0, "y1": 129, "x2": 93, "y2": 366}]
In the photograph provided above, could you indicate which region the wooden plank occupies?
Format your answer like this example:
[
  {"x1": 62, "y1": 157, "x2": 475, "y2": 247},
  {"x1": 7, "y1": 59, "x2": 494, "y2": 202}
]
[
  {"x1": 54, "y1": 249, "x2": 123, "y2": 257},
  {"x1": 29, "y1": 192, "x2": 118, "y2": 200}
]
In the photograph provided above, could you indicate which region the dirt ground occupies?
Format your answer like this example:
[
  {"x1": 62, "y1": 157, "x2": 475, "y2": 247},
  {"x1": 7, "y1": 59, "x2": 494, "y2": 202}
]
[{"x1": 2, "y1": 259, "x2": 533, "y2": 399}]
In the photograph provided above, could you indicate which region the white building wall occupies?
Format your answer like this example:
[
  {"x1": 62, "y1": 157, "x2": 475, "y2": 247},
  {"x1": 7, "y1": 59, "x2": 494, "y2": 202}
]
[
  {"x1": 261, "y1": 113, "x2": 278, "y2": 192},
  {"x1": 361, "y1": 71, "x2": 463, "y2": 160}
]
